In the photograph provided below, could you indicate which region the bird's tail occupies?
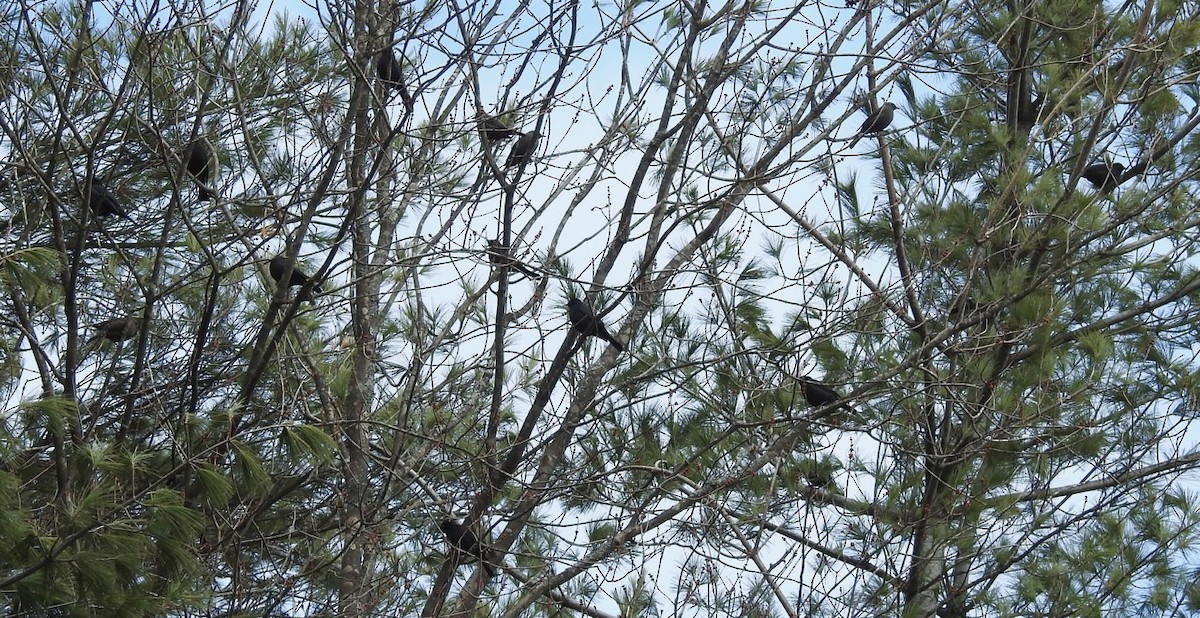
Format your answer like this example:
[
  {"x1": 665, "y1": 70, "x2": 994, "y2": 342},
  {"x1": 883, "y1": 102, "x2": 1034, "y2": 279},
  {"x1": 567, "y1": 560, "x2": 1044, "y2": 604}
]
[
  {"x1": 601, "y1": 331, "x2": 626, "y2": 353},
  {"x1": 300, "y1": 286, "x2": 323, "y2": 303},
  {"x1": 848, "y1": 133, "x2": 862, "y2": 148},
  {"x1": 398, "y1": 89, "x2": 414, "y2": 113},
  {"x1": 199, "y1": 188, "x2": 216, "y2": 202},
  {"x1": 513, "y1": 262, "x2": 543, "y2": 280}
]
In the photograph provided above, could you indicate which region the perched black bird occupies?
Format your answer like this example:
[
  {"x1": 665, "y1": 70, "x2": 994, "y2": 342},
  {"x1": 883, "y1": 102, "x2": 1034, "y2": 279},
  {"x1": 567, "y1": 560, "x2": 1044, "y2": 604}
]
[
  {"x1": 376, "y1": 48, "x2": 413, "y2": 108},
  {"x1": 797, "y1": 376, "x2": 843, "y2": 408},
  {"x1": 186, "y1": 140, "x2": 216, "y2": 202},
  {"x1": 567, "y1": 297, "x2": 624, "y2": 353},
  {"x1": 1081, "y1": 161, "x2": 1125, "y2": 192},
  {"x1": 87, "y1": 317, "x2": 138, "y2": 345},
  {"x1": 86, "y1": 181, "x2": 129, "y2": 218},
  {"x1": 797, "y1": 375, "x2": 857, "y2": 427},
  {"x1": 504, "y1": 131, "x2": 541, "y2": 168},
  {"x1": 487, "y1": 239, "x2": 541, "y2": 280},
  {"x1": 439, "y1": 519, "x2": 496, "y2": 577},
  {"x1": 269, "y1": 256, "x2": 323, "y2": 294},
  {"x1": 848, "y1": 101, "x2": 897, "y2": 148},
  {"x1": 480, "y1": 116, "x2": 523, "y2": 143}
]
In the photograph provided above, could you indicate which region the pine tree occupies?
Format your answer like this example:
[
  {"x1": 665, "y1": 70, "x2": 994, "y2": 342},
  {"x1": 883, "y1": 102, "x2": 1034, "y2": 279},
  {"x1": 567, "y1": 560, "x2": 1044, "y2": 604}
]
[{"x1": 2, "y1": 0, "x2": 1200, "y2": 616}]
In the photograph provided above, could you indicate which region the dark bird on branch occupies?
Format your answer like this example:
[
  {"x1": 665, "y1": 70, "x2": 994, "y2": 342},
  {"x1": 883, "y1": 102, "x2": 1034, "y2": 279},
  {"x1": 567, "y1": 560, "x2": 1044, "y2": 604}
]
[
  {"x1": 480, "y1": 116, "x2": 523, "y2": 143},
  {"x1": 376, "y1": 48, "x2": 413, "y2": 109},
  {"x1": 487, "y1": 239, "x2": 541, "y2": 280},
  {"x1": 848, "y1": 101, "x2": 897, "y2": 148},
  {"x1": 1081, "y1": 161, "x2": 1125, "y2": 192},
  {"x1": 269, "y1": 255, "x2": 323, "y2": 295},
  {"x1": 86, "y1": 181, "x2": 129, "y2": 219},
  {"x1": 505, "y1": 130, "x2": 541, "y2": 168},
  {"x1": 798, "y1": 376, "x2": 842, "y2": 407},
  {"x1": 439, "y1": 519, "x2": 496, "y2": 578},
  {"x1": 567, "y1": 297, "x2": 624, "y2": 353},
  {"x1": 186, "y1": 140, "x2": 217, "y2": 202},
  {"x1": 797, "y1": 375, "x2": 857, "y2": 428},
  {"x1": 87, "y1": 317, "x2": 138, "y2": 345}
]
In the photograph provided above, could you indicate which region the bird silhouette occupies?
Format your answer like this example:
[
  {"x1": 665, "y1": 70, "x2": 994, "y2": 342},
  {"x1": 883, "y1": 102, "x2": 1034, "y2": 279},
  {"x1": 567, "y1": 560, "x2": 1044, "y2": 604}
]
[
  {"x1": 505, "y1": 131, "x2": 541, "y2": 168},
  {"x1": 480, "y1": 116, "x2": 523, "y2": 142},
  {"x1": 487, "y1": 239, "x2": 541, "y2": 280},
  {"x1": 567, "y1": 297, "x2": 624, "y2": 352},
  {"x1": 797, "y1": 375, "x2": 854, "y2": 427},
  {"x1": 186, "y1": 140, "x2": 216, "y2": 201},
  {"x1": 87, "y1": 317, "x2": 138, "y2": 345},
  {"x1": 376, "y1": 48, "x2": 413, "y2": 109},
  {"x1": 439, "y1": 519, "x2": 496, "y2": 577},
  {"x1": 1081, "y1": 161, "x2": 1125, "y2": 192},
  {"x1": 848, "y1": 101, "x2": 897, "y2": 148},
  {"x1": 86, "y1": 181, "x2": 129, "y2": 219},
  {"x1": 269, "y1": 256, "x2": 323, "y2": 295},
  {"x1": 798, "y1": 376, "x2": 842, "y2": 407}
]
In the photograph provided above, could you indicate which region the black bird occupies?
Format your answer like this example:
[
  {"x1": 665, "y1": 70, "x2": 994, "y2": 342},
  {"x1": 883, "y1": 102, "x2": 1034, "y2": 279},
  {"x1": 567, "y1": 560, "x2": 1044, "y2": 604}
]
[
  {"x1": 86, "y1": 181, "x2": 129, "y2": 218},
  {"x1": 487, "y1": 239, "x2": 541, "y2": 280},
  {"x1": 480, "y1": 116, "x2": 523, "y2": 142},
  {"x1": 439, "y1": 519, "x2": 496, "y2": 577},
  {"x1": 87, "y1": 317, "x2": 138, "y2": 344},
  {"x1": 567, "y1": 297, "x2": 624, "y2": 353},
  {"x1": 848, "y1": 101, "x2": 897, "y2": 148},
  {"x1": 1081, "y1": 161, "x2": 1125, "y2": 192},
  {"x1": 797, "y1": 375, "x2": 857, "y2": 428},
  {"x1": 797, "y1": 376, "x2": 843, "y2": 408},
  {"x1": 186, "y1": 140, "x2": 216, "y2": 201},
  {"x1": 504, "y1": 130, "x2": 541, "y2": 168},
  {"x1": 269, "y1": 256, "x2": 323, "y2": 294},
  {"x1": 376, "y1": 48, "x2": 413, "y2": 109}
]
